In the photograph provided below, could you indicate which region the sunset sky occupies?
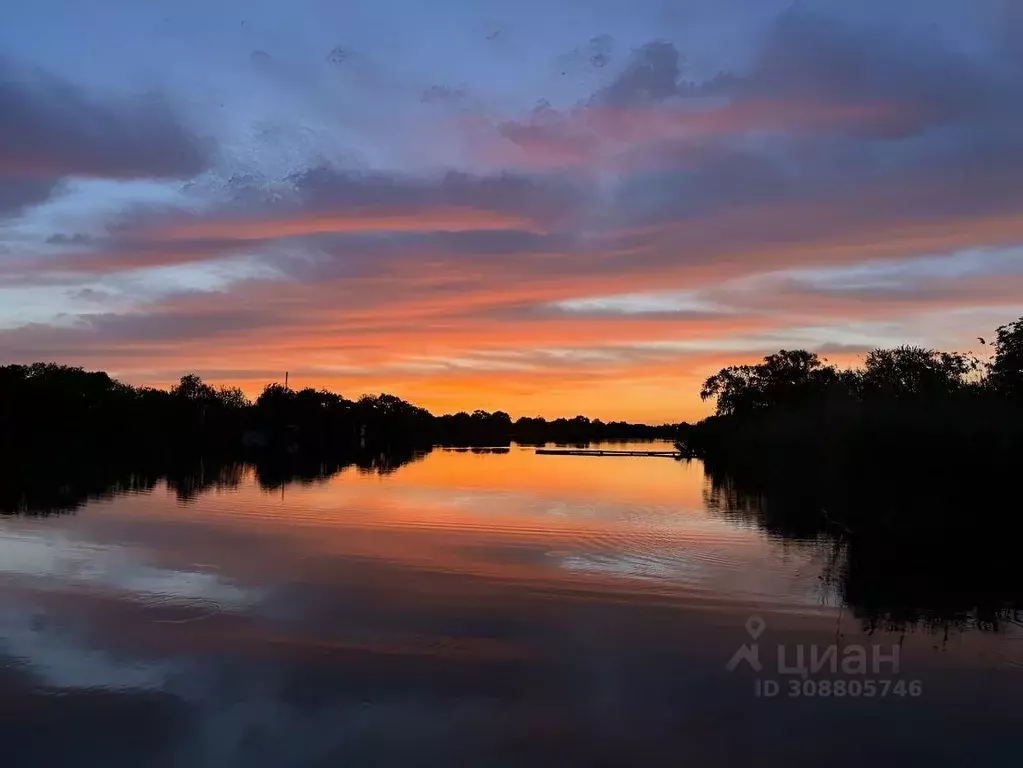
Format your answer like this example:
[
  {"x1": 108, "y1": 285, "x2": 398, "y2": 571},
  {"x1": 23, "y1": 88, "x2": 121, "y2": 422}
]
[{"x1": 2, "y1": 0, "x2": 1023, "y2": 422}]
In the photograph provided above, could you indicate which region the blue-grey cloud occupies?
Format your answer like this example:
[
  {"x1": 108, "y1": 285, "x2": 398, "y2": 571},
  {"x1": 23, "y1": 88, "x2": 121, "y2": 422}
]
[
  {"x1": 285, "y1": 166, "x2": 587, "y2": 225},
  {"x1": 0, "y1": 56, "x2": 213, "y2": 216},
  {"x1": 0, "y1": 57, "x2": 212, "y2": 179},
  {"x1": 0, "y1": 178, "x2": 59, "y2": 216},
  {"x1": 732, "y1": 10, "x2": 1016, "y2": 131},
  {"x1": 999, "y1": 1, "x2": 1023, "y2": 66},
  {"x1": 590, "y1": 40, "x2": 678, "y2": 107}
]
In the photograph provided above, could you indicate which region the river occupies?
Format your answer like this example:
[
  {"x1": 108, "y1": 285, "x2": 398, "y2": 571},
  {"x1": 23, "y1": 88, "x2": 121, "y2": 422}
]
[{"x1": 1, "y1": 441, "x2": 1020, "y2": 766}]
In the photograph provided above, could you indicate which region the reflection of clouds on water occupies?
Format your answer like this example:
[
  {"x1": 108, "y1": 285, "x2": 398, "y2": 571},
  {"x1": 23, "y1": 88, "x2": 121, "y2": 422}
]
[
  {"x1": 173, "y1": 689, "x2": 516, "y2": 768},
  {"x1": 0, "y1": 606, "x2": 177, "y2": 690},
  {"x1": 0, "y1": 530, "x2": 258, "y2": 613},
  {"x1": 0, "y1": 445, "x2": 1021, "y2": 766},
  {"x1": 0, "y1": 528, "x2": 260, "y2": 693}
]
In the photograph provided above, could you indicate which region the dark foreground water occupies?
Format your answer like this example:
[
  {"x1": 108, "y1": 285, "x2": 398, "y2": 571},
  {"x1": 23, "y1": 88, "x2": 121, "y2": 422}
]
[{"x1": 1, "y1": 442, "x2": 1020, "y2": 766}]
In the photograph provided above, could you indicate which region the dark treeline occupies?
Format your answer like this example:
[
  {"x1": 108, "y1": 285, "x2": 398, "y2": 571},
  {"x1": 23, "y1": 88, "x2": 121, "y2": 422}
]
[
  {"x1": 678, "y1": 316, "x2": 1023, "y2": 531},
  {"x1": 686, "y1": 316, "x2": 1023, "y2": 631},
  {"x1": 436, "y1": 413, "x2": 674, "y2": 445},
  {"x1": 0, "y1": 365, "x2": 676, "y2": 458}
]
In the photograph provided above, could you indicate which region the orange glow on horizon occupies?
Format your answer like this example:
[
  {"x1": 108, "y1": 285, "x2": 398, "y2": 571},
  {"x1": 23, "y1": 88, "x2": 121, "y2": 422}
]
[{"x1": 14, "y1": 179, "x2": 1023, "y2": 424}]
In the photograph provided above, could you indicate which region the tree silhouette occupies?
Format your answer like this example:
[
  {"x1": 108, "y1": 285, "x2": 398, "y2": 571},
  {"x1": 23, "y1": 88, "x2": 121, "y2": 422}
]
[
  {"x1": 990, "y1": 319, "x2": 1023, "y2": 400},
  {"x1": 860, "y1": 346, "x2": 974, "y2": 398},
  {"x1": 700, "y1": 350, "x2": 840, "y2": 415}
]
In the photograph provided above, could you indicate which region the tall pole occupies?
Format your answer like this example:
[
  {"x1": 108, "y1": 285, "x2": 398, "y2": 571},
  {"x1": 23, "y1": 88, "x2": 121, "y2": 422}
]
[{"x1": 285, "y1": 371, "x2": 289, "y2": 391}]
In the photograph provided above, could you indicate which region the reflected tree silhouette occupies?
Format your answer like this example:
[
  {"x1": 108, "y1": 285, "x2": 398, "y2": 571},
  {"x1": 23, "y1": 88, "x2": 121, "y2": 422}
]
[
  {"x1": 0, "y1": 448, "x2": 431, "y2": 516},
  {"x1": 703, "y1": 463, "x2": 1023, "y2": 632}
]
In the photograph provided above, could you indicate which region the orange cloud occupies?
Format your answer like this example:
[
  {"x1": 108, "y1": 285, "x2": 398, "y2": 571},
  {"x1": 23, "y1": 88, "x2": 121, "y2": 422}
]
[
  {"x1": 9, "y1": 174, "x2": 1023, "y2": 423},
  {"x1": 145, "y1": 206, "x2": 544, "y2": 241}
]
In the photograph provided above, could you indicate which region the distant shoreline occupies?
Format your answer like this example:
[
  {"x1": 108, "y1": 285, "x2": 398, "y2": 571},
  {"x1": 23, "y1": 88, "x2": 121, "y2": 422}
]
[{"x1": 0, "y1": 363, "x2": 679, "y2": 456}]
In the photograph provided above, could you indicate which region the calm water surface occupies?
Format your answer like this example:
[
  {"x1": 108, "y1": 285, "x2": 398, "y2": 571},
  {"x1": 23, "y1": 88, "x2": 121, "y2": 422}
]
[{"x1": 1, "y1": 442, "x2": 1020, "y2": 766}]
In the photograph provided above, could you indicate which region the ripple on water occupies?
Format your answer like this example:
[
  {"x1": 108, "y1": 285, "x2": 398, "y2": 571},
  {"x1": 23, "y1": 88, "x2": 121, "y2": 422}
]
[
  {"x1": 543, "y1": 523, "x2": 827, "y2": 606},
  {"x1": 132, "y1": 593, "x2": 224, "y2": 623}
]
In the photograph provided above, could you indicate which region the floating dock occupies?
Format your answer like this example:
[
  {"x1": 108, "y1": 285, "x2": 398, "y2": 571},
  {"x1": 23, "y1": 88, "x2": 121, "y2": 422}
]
[{"x1": 535, "y1": 448, "x2": 683, "y2": 458}]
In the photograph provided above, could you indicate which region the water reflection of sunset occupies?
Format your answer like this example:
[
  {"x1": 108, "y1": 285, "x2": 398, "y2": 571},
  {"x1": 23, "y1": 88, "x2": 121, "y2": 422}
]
[
  {"x1": 13, "y1": 446, "x2": 824, "y2": 612},
  {"x1": 2, "y1": 447, "x2": 1022, "y2": 767}
]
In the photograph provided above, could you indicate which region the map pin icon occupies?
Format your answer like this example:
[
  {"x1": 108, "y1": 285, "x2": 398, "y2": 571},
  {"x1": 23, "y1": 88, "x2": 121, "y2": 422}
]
[{"x1": 746, "y1": 615, "x2": 766, "y2": 640}]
